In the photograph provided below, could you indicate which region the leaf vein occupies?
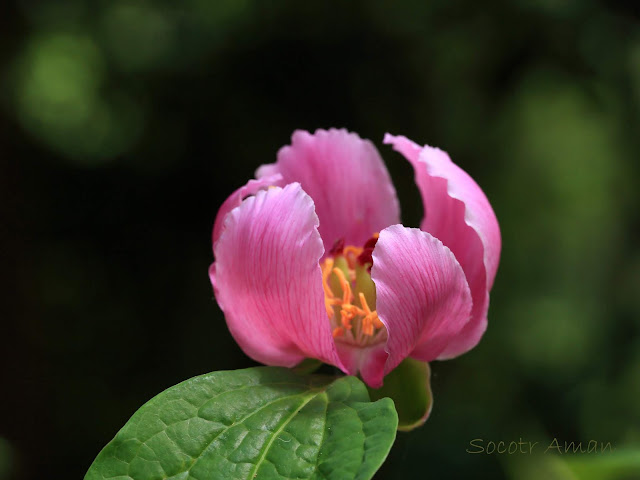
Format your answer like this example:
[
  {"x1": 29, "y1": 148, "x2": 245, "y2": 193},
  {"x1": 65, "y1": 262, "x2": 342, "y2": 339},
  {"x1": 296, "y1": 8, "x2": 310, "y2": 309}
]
[{"x1": 246, "y1": 392, "x2": 321, "y2": 480}]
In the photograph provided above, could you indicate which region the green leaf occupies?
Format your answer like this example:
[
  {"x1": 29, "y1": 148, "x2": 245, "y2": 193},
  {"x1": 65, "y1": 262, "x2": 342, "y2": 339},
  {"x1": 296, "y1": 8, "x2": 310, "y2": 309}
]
[
  {"x1": 85, "y1": 367, "x2": 398, "y2": 480},
  {"x1": 292, "y1": 358, "x2": 323, "y2": 375},
  {"x1": 368, "y1": 358, "x2": 432, "y2": 431}
]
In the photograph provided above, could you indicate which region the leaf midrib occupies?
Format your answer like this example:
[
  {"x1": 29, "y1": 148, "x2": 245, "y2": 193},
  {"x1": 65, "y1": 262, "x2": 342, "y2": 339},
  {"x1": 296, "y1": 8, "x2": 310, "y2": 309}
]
[
  {"x1": 100, "y1": 384, "x2": 321, "y2": 480},
  {"x1": 246, "y1": 390, "x2": 326, "y2": 480},
  {"x1": 179, "y1": 390, "x2": 316, "y2": 477}
]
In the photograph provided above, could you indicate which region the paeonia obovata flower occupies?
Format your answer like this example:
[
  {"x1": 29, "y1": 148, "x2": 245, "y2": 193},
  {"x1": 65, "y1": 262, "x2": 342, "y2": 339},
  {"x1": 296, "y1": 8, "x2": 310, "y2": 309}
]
[{"x1": 210, "y1": 129, "x2": 500, "y2": 388}]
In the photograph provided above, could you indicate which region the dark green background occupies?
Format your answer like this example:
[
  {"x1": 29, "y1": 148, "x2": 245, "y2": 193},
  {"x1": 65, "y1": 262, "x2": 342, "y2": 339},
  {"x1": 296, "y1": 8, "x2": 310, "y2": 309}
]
[{"x1": 2, "y1": 1, "x2": 639, "y2": 479}]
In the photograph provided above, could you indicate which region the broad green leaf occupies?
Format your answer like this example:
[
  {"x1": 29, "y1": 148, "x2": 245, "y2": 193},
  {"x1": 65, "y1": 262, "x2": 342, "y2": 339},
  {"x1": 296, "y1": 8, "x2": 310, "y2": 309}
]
[
  {"x1": 85, "y1": 367, "x2": 398, "y2": 480},
  {"x1": 368, "y1": 359, "x2": 432, "y2": 431}
]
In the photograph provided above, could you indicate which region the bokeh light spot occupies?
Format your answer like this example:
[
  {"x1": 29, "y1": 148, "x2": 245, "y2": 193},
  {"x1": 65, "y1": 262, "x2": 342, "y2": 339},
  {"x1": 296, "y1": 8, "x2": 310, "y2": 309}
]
[
  {"x1": 14, "y1": 32, "x2": 142, "y2": 165},
  {"x1": 101, "y1": 3, "x2": 175, "y2": 71}
]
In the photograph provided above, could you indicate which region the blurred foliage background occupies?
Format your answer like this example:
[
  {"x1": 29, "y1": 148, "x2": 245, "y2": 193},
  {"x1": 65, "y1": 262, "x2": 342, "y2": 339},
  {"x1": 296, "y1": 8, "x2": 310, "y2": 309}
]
[{"x1": 1, "y1": 0, "x2": 639, "y2": 479}]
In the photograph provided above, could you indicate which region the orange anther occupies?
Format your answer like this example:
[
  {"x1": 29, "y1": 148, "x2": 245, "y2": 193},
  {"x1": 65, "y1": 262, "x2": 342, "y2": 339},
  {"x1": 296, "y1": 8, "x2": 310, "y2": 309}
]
[
  {"x1": 358, "y1": 292, "x2": 372, "y2": 316},
  {"x1": 340, "y1": 308, "x2": 354, "y2": 329},
  {"x1": 343, "y1": 246, "x2": 364, "y2": 268},
  {"x1": 321, "y1": 237, "x2": 386, "y2": 343},
  {"x1": 362, "y1": 316, "x2": 374, "y2": 336},
  {"x1": 344, "y1": 246, "x2": 363, "y2": 257},
  {"x1": 343, "y1": 304, "x2": 361, "y2": 315},
  {"x1": 325, "y1": 302, "x2": 334, "y2": 318},
  {"x1": 321, "y1": 258, "x2": 335, "y2": 299},
  {"x1": 332, "y1": 267, "x2": 352, "y2": 304}
]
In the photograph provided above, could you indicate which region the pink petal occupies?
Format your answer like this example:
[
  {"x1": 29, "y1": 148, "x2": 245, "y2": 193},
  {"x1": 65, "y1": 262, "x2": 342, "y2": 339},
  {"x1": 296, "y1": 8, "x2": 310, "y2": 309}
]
[
  {"x1": 256, "y1": 129, "x2": 400, "y2": 252},
  {"x1": 212, "y1": 173, "x2": 284, "y2": 249},
  {"x1": 334, "y1": 342, "x2": 388, "y2": 387},
  {"x1": 367, "y1": 225, "x2": 473, "y2": 387},
  {"x1": 211, "y1": 183, "x2": 344, "y2": 370},
  {"x1": 384, "y1": 134, "x2": 501, "y2": 359}
]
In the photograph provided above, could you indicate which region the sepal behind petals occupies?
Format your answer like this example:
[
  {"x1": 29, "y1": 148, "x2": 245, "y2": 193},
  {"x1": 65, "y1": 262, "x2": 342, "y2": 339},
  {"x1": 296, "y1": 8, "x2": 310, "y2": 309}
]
[{"x1": 367, "y1": 358, "x2": 433, "y2": 431}]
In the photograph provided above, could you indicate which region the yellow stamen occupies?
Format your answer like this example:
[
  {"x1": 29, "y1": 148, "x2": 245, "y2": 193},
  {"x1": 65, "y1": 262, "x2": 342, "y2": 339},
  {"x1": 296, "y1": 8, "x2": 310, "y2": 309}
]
[
  {"x1": 340, "y1": 309, "x2": 354, "y2": 329},
  {"x1": 343, "y1": 246, "x2": 363, "y2": 268},
  {"x1": 321, "y1": 258, "x2": 336, "y2": 317},
  {"x1": 343, "y1": 246, "x2": 362, "y2": 257},
  {"x1": 320, "y1": 235, "x2": 386, "y2": 345},
  {"x1": 359, "y1": 292, "x2": 380, "y2": 336},
  {"x1": 321, "y1": 258, "x2": 335, "y2": 297},
  {"x1": 324, "y1": 298, "x2": 341, "y2": 318},
  {"x1": 358, "y1": 292, "x2": 372, "y2": 315},
  {"x1": 362, "y1": 316, "x2": 374, "y2": 336},
  {"x1": 332, "y1": 267, "x2": 352, "y2": 304}
]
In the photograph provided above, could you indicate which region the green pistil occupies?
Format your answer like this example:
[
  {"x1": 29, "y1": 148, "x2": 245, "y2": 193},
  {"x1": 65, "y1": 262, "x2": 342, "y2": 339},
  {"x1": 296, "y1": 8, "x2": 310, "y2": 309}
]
[{"x1": 355, "y1": 262, "x2": 376, "y2": 310}]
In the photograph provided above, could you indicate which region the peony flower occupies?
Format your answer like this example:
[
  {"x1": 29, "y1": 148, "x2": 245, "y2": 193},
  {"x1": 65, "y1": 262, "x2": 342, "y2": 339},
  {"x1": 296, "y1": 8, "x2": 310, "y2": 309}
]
[{"x1": 209, "y1": 129, "x2": 500, "y2": 388}]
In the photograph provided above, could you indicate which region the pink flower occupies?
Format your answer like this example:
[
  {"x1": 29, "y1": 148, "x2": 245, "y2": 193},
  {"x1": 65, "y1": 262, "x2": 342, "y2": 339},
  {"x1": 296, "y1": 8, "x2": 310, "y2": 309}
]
[{"x1": 209, "y1": 129, "x2": 500, "y2": 388}]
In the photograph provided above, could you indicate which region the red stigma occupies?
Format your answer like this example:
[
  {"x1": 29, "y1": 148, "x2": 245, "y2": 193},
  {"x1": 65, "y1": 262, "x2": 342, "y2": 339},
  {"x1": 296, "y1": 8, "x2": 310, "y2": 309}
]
[
  {"x1": 357, "y1": 234, "x2": 379, "y2": 268},
  {"x1": 329, "y1": 238, "x2": 345, "y2": 256}
]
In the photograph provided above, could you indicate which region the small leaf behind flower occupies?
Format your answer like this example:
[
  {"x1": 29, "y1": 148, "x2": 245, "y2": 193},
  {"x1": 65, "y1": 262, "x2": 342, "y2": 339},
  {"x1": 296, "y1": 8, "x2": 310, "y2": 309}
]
[
  {"x1": 292, "y1": 357, "x2": 323, "y2": 375},
  {"x1": 368, "y1": 359, "x2": 433, "y2": 431},
  {"x1": 85, "y1": 367, "x2": 397, "y2": 480}
]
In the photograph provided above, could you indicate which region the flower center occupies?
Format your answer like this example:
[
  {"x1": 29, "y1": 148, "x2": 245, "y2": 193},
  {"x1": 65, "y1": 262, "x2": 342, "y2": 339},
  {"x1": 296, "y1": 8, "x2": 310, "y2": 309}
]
[{"x1": 321, "y1": 234, "x2": 387, "y2": 345}]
